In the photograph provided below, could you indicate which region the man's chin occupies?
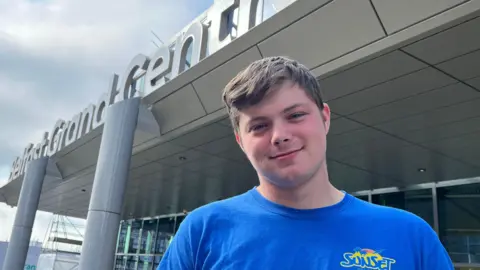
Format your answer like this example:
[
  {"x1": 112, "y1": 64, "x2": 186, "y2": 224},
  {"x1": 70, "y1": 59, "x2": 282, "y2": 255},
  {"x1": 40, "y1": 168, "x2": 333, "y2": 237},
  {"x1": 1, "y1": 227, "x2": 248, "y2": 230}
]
[{"x1": 263, "y1": 172, "x2": 307, "y2": 189}]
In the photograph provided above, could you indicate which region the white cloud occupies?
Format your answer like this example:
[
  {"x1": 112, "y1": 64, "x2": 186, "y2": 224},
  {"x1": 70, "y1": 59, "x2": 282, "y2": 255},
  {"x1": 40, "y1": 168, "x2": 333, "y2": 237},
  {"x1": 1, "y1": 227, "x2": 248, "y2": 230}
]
[
  {"x1": 0, "y1": 0, "x2": 213, "y2": 167},
  {"x1": 0, "y1": 0, "x2": 213, "y2": 242},
  {"x1": 0, "y1": 204, "x2": 53, "y2": 243},
  {"x1": 0, "y1": 165, "x2": 9, "y2": 186}
]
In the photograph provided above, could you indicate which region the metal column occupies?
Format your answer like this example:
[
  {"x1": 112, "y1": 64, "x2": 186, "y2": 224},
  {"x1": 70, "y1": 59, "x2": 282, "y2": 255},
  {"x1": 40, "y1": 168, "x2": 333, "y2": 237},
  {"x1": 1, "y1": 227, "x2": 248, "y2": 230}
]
[
  {"x1": 3, "y1": 157, "x2": 48, "y2": 270},
  {"x1": 432, "y1": 185, "x2": 440, "y2": 235},
  {"x1": 79, "y1": 97, "x2": 140, "y2": 270}
]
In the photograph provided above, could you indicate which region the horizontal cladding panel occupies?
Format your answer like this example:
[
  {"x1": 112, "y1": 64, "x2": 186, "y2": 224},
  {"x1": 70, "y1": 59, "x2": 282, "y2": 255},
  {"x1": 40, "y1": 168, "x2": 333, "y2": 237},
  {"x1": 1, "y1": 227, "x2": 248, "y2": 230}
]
[
  {"x1": 328, "y1": 117, "x2": 365, "y2": 136},
  {"x1": 193, "y1": 47, "x2": 263, "y2": 114},
  {"x1": 402, "y1": 16, "x2": 480, "y2": 64},
  {"x1": 320, "y1": 50, "x2": 427, "y2": 101},
  {"x1": 343, "y1": 144, "x2": 480, "y2": 185},
  {"x1": 38, "y1": 176, "x2": 93, "y2": 207},
  {"x1": 132, "y1": 142, "x2": 187, "y2": 165},
  {"x1": 194, "y1": 135, "x2": 237, "y2": 155},
  {"x1": 258, "y1": 0, "x2": 385, "y2": 70},
  {"x1": 374, "y1": 98, "x2": 480, "y2": 134},
  {"x1": 55, "y1": 136, "x2": 101, "y2": 178},
  {"x1": 436, "y1": 49, "x2": 480, "y2": 80},
  {"x1": 349, "y1": 82, "x2": 480, "y2": 125},
  {"x1": 467, "y1": 76, "x2": 480, "y2": 90},
  {"x1": 371, "y1": 0, "x2": 468, "y2": 34},
  {"x1": 172, "y1": 123, "x2": 232, "y2": 148},
  {"x1": 327, "y1": 126, "x2": 393, "y2": 150},
  {"x1": 421, "y1": 131, "x2": 480, "y2": 154},
  {"x1": 327, "y1": 133, "x2": 412, "y2": 162},
  {"x1": 327, "y1": 160, "x2": 394, "y2": 191},
  {"x1": 150, "y1": 84, "x2": 207, "y2": 134},
  {"x1": 328, "y1": 67, "x2": 456, "y2": 115},
  {"x1": 395, "y1": 116, "x2": 480, "y2": 144}
]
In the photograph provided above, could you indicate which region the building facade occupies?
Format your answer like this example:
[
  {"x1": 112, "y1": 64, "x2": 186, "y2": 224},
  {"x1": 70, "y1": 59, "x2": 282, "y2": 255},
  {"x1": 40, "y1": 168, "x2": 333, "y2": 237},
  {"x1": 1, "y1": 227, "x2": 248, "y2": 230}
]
[{"x1": 2, "y1": 0, "x2": 480, "y2": 269}]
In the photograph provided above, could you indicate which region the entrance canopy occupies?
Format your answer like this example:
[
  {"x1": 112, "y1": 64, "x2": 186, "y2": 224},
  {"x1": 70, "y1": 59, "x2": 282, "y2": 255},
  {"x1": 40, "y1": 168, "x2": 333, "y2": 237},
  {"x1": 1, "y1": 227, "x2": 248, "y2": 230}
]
[{"x1": 1, "y1": 0, "x2": 480, "y2": 220}]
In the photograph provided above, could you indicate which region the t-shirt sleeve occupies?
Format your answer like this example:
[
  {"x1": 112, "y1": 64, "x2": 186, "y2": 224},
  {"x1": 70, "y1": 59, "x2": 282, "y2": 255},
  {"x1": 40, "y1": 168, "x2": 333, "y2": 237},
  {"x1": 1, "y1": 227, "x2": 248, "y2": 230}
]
[
  {"x1": 420, "y1": 223, "x2": 454, "y2": 269},
  {"x1": 157, "y1": 215, "x2": 198, "y2": 270}
]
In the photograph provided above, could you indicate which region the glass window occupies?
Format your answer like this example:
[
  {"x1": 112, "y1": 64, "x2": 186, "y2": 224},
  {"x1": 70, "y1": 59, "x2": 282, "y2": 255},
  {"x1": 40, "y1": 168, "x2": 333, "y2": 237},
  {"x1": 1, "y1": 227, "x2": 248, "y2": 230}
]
[
  {"x1": 116, "y1": 214, "x2": 189, "y2": 265},
  {"x1": 175, "y1": 215, "x2": 187, "y2": 233},
  {"x1": 371, "y1": 188, "x2": 434, "y2": 228},
  {"x1": 125, "y1": 255, "x2": 138, "y2": 270},
  {"x1": 356, "y1": 195, "x2": 369, "y2": 202},
  {"x1": 372, "y1": 191, "x2": 406, "y2": 209},
  {"x1": 140, "y1": 219, "x2": 158, "y2": 255},
  {"x1": 404, "y1": 188, "x2": 434, "y2": 228},
  {"x1": 154, "y1": 216, "x2": 176, "y2": 255},
  {"x1": 128, "y1": 220, "x2": 142, "y2": 254},
  {"x1": 438, "y1": 183, "x2": 480, "y2": 264},
  {"x1": 114, "y1": 256, "x2": 125, "y2": 269},
  {"x1": 137, "y1": 255, "x2": 154, "y2": 270},
  {"x1": 153, "y1": 256, "x2": 163, "y2": 270},
  {"x1": 117, "y1": 222, "x2": 128, "y2": 254}
]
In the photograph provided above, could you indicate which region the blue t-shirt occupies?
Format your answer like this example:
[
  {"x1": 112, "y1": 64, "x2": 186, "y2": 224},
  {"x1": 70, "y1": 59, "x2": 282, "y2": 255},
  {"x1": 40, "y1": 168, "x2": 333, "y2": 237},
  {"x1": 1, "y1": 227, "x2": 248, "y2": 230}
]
[{"x1": 158, "y1": 187, "x2": 453, "y2": 270}]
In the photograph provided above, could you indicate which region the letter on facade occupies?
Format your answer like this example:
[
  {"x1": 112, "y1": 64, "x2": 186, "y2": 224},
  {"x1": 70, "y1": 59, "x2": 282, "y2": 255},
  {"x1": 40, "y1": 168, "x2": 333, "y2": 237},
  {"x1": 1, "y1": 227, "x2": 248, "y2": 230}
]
[
  {"x1": 47, "y1": 120, "x2": 67, "y2": 156},
  {"x1": 92, "y1": 74, "x2": 119, "y2": 129},
  {"x1": 120, "y1": 54, "x2": 150, "y2": 101},
  {"x1": 144, "y1": 46, "x2": 174, "y2": 95},
  {"x1": 171, "y1": 21, "x2": 209, "y2": 78}
]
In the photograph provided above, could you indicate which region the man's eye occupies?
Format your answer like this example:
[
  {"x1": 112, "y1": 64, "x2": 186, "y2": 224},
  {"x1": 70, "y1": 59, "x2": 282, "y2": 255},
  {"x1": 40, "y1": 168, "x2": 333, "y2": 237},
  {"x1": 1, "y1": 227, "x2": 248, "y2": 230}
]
[
  {"x1": 289, "y1": 112, "x2": 306, "y2": 119},
  {"x1": 250, "y1": 124, "x2": 267, "y2": 132}
]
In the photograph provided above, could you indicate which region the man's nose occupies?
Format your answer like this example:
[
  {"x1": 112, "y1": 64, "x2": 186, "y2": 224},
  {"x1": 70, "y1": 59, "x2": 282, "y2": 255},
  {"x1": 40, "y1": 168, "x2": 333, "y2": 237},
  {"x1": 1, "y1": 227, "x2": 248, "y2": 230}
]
[{"x1": 271, "y1": 124, "x2": 292, "y2": 146}]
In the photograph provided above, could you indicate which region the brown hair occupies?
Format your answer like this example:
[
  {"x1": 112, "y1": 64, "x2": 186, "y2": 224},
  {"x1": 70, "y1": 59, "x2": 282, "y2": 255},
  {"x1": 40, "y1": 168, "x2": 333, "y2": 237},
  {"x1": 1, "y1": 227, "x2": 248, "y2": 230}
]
[{"x1": 222, "y1": 56, "x2": 324, "y2": 130}]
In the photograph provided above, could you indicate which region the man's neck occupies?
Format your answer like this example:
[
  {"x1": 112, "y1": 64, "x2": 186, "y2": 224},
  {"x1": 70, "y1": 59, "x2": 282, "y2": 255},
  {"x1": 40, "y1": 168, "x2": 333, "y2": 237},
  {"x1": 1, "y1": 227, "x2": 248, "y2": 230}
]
[{"x1": 256, "y1": 167, "x2": 345, "y2": 210}]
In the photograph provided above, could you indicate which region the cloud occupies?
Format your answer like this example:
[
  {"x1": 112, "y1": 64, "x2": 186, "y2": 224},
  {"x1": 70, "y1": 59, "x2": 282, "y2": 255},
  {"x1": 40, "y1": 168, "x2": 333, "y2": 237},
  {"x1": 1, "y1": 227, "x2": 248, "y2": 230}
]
[
  {"x1": 0, "y1": 0, "x2": 213, "y2": 185},
  {"x1": 0, "y1": 203, "x2": 53, "y2": 242},
  {"x1": 0, "y1": 0, "x2": 213, "y2": 240},
  {"x1": 0, "y1": 0, "x2": 296, "y2": 242}
]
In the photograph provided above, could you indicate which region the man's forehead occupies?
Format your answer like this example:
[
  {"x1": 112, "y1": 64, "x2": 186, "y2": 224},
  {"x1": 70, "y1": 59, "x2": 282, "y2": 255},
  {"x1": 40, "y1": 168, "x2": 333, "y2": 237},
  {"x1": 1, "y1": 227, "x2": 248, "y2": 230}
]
[{"x1": 239, "y1": 102, "x2": 308, "y2": 122}]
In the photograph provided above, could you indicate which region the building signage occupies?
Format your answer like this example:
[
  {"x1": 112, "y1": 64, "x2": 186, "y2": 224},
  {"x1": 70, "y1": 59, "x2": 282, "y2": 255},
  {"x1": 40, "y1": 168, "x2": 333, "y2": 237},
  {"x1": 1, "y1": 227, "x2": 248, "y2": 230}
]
[{"x1": 7, "y1": 0, "x2": 268, "y2": 182}]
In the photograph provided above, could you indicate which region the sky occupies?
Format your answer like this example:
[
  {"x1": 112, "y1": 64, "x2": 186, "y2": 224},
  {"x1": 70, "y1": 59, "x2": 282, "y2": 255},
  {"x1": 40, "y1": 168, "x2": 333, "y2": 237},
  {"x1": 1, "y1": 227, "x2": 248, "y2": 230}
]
[
  {"x1": 0, "y1": 0, "x2": 295, "y2": 245},
  {"x1": 0, "y1": 0, "x2": 213, "y2": 242}
]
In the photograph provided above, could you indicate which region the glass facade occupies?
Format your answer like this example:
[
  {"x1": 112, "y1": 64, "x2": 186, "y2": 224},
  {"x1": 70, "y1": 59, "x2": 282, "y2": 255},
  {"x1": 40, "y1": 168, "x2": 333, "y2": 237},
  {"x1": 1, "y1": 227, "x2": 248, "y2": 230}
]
[
  {"x1": 360, "y1": 180, "x2": 480, "y2": 269},
  {"x1": 114, "y1": 214, "x2": 185, "y2": 270},
  {"x1": 439, "y1": 183, "x2": 480, "y2": 266}
]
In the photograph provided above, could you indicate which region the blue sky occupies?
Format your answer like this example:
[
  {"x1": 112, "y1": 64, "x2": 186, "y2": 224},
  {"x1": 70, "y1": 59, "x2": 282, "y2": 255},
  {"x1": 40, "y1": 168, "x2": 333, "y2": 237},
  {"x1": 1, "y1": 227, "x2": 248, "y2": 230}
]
[{"x1": 0, "y1": 0, "x2": 213, "y2": 242}]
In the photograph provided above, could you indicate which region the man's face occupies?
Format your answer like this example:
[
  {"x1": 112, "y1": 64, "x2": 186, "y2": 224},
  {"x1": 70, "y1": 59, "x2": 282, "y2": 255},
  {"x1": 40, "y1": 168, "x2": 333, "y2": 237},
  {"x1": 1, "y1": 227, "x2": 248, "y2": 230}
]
[{"x1": 235, "y1": 82, "x2": 331, "y2": 188}]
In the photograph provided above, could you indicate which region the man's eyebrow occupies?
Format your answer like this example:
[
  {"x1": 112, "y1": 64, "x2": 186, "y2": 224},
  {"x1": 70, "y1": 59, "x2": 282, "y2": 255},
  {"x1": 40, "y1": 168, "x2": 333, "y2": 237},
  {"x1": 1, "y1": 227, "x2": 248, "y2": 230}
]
[
  {"x1": 248, "y1": 116, "x2": 269, "y2": 124},
  {"x1": 283, "y1": 103, "x2": 305, "y2": 113}
]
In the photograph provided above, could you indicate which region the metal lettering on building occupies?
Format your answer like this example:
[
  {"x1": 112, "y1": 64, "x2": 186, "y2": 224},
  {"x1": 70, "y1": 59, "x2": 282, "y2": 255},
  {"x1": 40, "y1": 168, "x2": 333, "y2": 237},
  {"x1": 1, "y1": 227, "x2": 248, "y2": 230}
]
[{"x1": 7, "y1": 0, "x2": 269, "y2": 182}]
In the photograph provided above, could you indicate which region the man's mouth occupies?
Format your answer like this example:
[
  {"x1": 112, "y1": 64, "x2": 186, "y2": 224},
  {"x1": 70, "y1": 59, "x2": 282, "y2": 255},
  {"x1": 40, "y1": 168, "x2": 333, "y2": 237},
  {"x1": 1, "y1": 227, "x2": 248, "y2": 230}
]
[{"x1": 270, "y1": 148, "x2": 303, "y2": 159}]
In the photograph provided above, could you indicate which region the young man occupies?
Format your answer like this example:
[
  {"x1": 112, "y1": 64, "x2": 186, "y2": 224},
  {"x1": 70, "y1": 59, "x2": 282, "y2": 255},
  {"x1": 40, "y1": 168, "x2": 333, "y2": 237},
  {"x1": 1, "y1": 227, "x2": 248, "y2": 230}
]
[{"x1": 158, "y1": 56, "x2": 454, "y2": 269}]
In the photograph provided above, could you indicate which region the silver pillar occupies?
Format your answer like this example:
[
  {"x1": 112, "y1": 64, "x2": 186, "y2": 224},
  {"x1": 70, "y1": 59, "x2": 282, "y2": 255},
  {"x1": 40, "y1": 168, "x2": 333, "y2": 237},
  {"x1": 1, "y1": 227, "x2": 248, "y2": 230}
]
[
  {"x1": 3, "y1": 157, "x2": 48, "y2": 270},
  {"x1": 432, "y1": 185, "x2": 439, "y2": 235},
  {"x1": 79, "y1": 97, "x2": 140, "y2": 270}
]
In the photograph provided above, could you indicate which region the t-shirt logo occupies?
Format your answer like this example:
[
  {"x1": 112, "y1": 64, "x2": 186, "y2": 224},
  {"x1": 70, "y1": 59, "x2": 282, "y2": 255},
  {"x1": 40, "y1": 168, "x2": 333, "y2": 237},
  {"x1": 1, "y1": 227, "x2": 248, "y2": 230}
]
[{"x1": 340, "y1": 247, "x2": 396, "y2": 270}]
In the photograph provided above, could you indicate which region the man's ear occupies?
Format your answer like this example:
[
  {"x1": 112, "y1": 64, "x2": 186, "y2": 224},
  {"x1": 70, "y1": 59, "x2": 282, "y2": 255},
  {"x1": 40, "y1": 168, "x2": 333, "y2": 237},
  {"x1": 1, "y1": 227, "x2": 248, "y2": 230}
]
[
  {"x1": 321, "y1": 103, "x2": 331, "y2": 134},
  {"x1": 235, "y1": 132, "x2": 245, "y2": 152}
]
